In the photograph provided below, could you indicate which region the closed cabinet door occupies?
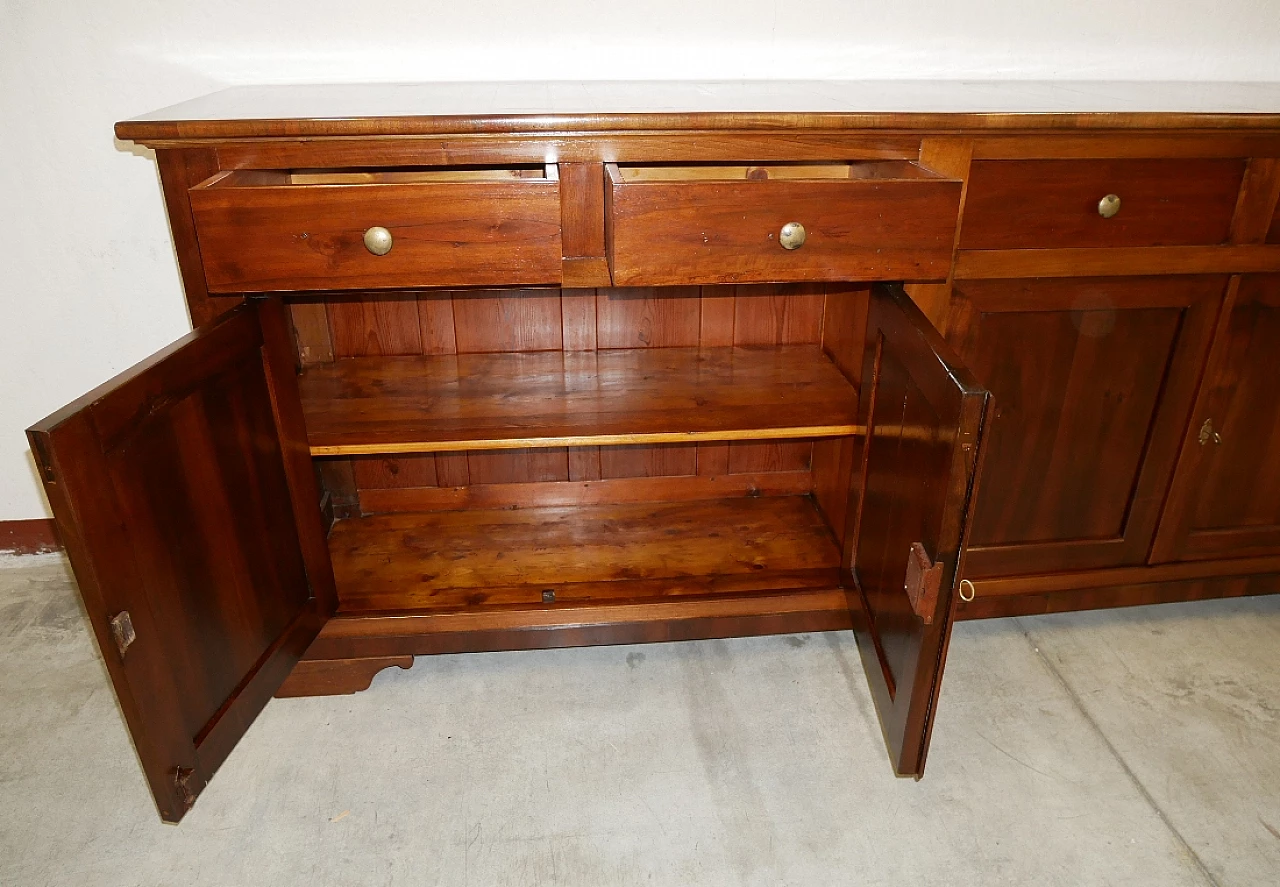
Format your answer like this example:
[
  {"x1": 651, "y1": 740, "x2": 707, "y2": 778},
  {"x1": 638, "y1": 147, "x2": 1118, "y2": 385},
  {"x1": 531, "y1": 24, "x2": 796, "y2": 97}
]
[
  {"x1": 946, "y1": 276, "x2": 1225, "y2": 577},
  {"x1": 1152, "y1": 275, "x2": 1280, "y2": 562}
]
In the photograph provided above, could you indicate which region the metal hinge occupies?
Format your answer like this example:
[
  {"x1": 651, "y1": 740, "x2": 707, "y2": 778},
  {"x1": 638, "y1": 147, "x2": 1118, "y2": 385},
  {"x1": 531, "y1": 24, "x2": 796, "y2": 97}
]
[
  {"x1": 1198, "y1": 418, "x2": 1223, "y2": 446},
  {"x1": 109, "y1": 611, "x2": 136, "y2": 658}
]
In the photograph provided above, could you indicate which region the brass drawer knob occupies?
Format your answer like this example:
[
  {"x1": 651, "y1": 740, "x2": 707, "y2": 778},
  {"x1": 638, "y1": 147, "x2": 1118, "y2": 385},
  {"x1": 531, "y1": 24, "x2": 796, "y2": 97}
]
[
  {"x1": 779, "y1": 222, "x2": 807, "y2": 250},
  {"x1": 1097, "y1": 194, "x2": 1122, "y2": 219},
  {"x1": 363, "y1": 226, "x2": 394, "y2": 256}
]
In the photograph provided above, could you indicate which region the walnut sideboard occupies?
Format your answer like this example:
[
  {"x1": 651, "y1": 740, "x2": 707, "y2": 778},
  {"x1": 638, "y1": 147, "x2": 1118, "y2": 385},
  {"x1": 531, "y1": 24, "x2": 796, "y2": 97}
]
[{"x1": 28, "y1": 81, "x2": 1280, "y2": 822}]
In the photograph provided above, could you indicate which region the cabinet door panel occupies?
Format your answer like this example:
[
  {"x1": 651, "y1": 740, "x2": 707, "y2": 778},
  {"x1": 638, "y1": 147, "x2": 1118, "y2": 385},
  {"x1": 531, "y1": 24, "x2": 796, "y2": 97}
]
[
  {"x1": 849, "y1": 284, "x2": 989, "y2": 777},
  {"x1": 1153, "y1": 276, "x2": 1280, "y2": 560},
  {"x1": 27, "y1": 299, "x2": 335, "y2": 822},
  {"x1": 948, "y1": 277, "x2": 1224, "y2": 576}
]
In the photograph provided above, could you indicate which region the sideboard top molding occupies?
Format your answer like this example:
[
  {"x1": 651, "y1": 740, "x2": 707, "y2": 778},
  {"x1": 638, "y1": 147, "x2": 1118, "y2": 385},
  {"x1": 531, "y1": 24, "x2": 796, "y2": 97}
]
[{"x1": 116, "y1": 80, "x2": 1280, "y2": 143}]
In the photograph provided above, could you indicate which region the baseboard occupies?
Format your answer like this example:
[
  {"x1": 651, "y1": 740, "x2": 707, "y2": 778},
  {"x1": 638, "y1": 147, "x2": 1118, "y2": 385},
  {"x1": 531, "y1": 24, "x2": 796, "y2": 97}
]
[
  {"x1": 0, "y1": 519, "x2": 62, "y2": 555},
  {"x1": 957, "y1": 572, "x2": 1280, "y2": 619}
]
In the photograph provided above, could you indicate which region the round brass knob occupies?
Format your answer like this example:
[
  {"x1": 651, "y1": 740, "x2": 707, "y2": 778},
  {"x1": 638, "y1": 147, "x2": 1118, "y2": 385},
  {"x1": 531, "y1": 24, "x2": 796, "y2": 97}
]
[
  {"x1": 779, "y1": 222, "x2": 807, "y2": 250},
  {"x1": 363, "y1": 226, "x2": 393, "y2": 256},
  {"x1": 1097, "y1": 194, "x2": 1121, "y2": 219}
]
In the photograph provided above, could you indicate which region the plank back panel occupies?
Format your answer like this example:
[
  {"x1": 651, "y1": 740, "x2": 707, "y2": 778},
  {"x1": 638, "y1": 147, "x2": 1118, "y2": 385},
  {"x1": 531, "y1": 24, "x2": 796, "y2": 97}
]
[{"x1": 301, "y1": 285, "x2": 847, "y2": 504}]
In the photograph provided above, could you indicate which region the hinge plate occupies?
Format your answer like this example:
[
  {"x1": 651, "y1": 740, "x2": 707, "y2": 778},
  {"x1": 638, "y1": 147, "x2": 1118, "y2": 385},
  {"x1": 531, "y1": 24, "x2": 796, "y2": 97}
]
[
  {"x1": 904, "y1": 542, "x2": 943, "y2": 625},
  {"x1": 1198, "y1": 418, "x2": 1222, "y2": 446},
  {"x1": 109, "y1": 610, "x2": 136, "y2": 658}
]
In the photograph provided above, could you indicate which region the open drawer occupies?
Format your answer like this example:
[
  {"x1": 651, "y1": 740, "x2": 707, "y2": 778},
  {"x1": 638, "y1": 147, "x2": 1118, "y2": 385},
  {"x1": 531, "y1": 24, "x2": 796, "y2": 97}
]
[
  {"x1": 189, "y1": 165, "x2": 564, "y2": 292},
  {"x1": 605, "y1": 161, "x2": 962, "y2": 286}
]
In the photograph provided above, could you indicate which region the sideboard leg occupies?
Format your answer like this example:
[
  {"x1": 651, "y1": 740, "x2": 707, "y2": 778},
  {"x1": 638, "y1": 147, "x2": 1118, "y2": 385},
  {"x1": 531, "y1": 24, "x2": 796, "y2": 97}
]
[{"x1": 275, "y1": 656, "x2": 414, "y2": 698}]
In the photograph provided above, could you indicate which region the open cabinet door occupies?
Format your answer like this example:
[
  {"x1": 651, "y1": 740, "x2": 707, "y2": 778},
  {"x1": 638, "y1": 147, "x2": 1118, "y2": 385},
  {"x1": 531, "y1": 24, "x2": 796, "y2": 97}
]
[
  {"x1": 27, "y1": 298, "x2": 336, "y2": 822},
  {"x1": 848, "y1": 283, "x2": 990, "y2": 778}
]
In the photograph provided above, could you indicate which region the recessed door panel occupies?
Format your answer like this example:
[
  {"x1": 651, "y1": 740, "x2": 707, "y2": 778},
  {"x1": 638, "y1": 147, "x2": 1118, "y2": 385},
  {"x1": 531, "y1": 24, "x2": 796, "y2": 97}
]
[{"x1": 947, "y1": 277, "x2": 1224, "y2": 576}]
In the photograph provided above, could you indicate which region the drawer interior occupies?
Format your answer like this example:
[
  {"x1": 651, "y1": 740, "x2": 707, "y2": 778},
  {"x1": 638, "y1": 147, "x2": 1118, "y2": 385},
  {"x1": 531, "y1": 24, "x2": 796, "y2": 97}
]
[
  {"x1": 195, "y1": 164, "x2": 558, "y2": 189},
  {"x1": 611, "y1": 160, "x2": 945, "y2": 183}
]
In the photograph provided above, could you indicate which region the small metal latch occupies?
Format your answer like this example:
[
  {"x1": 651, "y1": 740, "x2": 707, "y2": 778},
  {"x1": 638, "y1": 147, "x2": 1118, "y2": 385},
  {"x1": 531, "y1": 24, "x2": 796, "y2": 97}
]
[
  {"x1": 541, "y1": 589, "x2": 556, "y2": 603},
  {"x1": 1198, "y1": 418, "x2": 1223, "y2": 446},
  {"x1": 109, "y1": 611, "x2": 136, "y2": 658}
]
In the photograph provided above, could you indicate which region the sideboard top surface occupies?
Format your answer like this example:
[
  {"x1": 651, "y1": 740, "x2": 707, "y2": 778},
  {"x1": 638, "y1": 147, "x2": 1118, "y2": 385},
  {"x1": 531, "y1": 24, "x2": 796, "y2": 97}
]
[{"x1": 116, "y1": 80, "x2": 1280, "y2": 142}]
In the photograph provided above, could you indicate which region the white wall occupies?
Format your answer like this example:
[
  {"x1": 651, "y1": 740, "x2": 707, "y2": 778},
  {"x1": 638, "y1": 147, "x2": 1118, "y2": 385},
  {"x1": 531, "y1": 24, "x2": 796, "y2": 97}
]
[{"x1": 2, "y1": 1, "x2": 1279, "y2": 520}]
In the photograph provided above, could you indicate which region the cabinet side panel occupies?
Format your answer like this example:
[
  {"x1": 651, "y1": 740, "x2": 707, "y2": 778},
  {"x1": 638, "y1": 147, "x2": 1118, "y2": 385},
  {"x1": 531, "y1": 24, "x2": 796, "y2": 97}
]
[{"x1": 156, "y1": 149, "x2": 242, "y2": 327}]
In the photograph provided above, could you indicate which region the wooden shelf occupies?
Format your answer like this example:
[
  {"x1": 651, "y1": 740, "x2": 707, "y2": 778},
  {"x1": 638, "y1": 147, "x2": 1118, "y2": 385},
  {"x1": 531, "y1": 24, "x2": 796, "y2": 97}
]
[
  {"x1": 299, "y1": 345, "x2": 859, "y2": 455},
  {"x1": 329, "y1": 496, "x2": 844, "y2": 613}
]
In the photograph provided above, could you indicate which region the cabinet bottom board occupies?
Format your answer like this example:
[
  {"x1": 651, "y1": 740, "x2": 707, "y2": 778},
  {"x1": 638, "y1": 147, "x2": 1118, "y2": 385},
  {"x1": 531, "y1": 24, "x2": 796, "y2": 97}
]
[
  {"x1": 296, "y1": 587, "x2": 856, "y2": 668},
  {"x1": 328, "y1": 495, "x2": 844, "y2": 614}
]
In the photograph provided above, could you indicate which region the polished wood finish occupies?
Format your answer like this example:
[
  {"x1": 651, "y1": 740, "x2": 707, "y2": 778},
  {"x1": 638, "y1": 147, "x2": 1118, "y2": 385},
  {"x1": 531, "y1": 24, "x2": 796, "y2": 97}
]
[
  {"x1": 26, "y1": 300, "x2": 333, "y2": 822},
  {"x1": 356, "y1": 470, "x2": 813, "y2": 514},
  {"x1": 1151, "y1": 275, "x2": 1280, "y2": 561},
  {"x1": 111, "y1": 80, "x2": 1280, "y2": 144},
  {"x1": 1230, "y1": 158, "x2": 1280, "y2": 244},
  {"x1": 299, "y1": 590, "x2": 852, "y2": 665},
  {"x1": 300, "y1": 284, "x2": 841, "y2": 498},
  {"x1": 559, "y1": 162, "x2": 609, "y2": 285},
  {"x1": 953, "y1": 244, "x2": 1280, "y2": 279},
  {"x1": 330, "y1": 496, "x2": 842, "y2": 612},
  {"x1": 959, "y1": 572, "x2": 1280, "y2": 620},
  {"x1": 605, "y1": 162, "x2": 962, "y2": 286},
  {"x1": 848, "y1": 285, "x2": 990, "y2": 777},
  {"x1": 961, "y1": 159, "x2": 1245, "y2": 249},
  {"x1": 189, "y1": 168, "x2": 563, "y2": 292},
  {"x1": 299, "y1": 346, "x2": 859, "y2": 455},
  {"x1": 276, "y1": 656, "x2": 414, "y2": 697},
  {"x1": 947, "y1": 276, "x2": 1224, "y2": 576},
  {"x1": 42, "y1": 84, "x2": 1280, "y2": 815},
  {"x1": 904, "y1": 137, "x2": 975, "y2": 332},
  {"x1": 962, "y1": 552, "x2": 1280, "y2": 600},
  {"x1": 155, "y1": 149, "x2": 242, "y2": 326}
]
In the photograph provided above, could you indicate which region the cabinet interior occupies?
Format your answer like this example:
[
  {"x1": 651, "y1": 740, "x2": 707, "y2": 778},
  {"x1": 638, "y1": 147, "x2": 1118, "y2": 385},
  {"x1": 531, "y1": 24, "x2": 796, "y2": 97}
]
[
  {"x1": 610, "y1": 160, "x2": 942, "y2": 182},
  {"x1": 290, "y1": 284, "x2": 870, "y2": 616},
  {"x1": 198, "y1": 164, "x2": 558, "y2": 189}
]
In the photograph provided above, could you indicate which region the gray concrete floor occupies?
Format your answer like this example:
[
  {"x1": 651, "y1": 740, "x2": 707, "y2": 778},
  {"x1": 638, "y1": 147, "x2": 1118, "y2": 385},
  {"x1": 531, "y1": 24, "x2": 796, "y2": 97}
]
[{"x1": 1, "y1": 554, "x2": 1277, "y2": 886}]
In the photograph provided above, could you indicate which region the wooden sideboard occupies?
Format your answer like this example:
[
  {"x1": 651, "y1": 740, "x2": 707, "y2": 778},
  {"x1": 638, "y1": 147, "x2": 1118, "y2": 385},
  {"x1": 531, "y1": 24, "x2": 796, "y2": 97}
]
[{"x1": 28, "y1": 82, "x2": 1280, "y2": 822}]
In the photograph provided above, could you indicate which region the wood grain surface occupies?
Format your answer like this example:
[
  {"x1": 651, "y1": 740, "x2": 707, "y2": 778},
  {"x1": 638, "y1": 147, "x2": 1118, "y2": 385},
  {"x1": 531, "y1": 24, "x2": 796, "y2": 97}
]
[
  {"x1": 329, "y1": 496, "x2": 843, "y2": 612},
  {"x1": 190, "y1": 172, "x2": 563, "y2": 292},
  {"x1": 607, "y1": 163, "x2": 961, "y2": 286},
  {"x1": 299, "y1": 345, "x2": 859, "y2": 455},
  {"x1": 961, "y1": 159, "x2": 1246, "y2": 249}
]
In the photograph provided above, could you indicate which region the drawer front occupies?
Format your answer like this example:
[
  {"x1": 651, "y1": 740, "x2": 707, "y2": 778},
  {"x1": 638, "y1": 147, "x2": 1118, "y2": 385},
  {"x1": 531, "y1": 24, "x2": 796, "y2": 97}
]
[
  {"x1": 960, "y1": 159, "x2": 1246, "y2": 250},
  {"x1": 190, "y1": 171, "x2": 563, "y2": 293},
  {"x1": 606, "y1": 163, "x2": 962, "y2": 286}
]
